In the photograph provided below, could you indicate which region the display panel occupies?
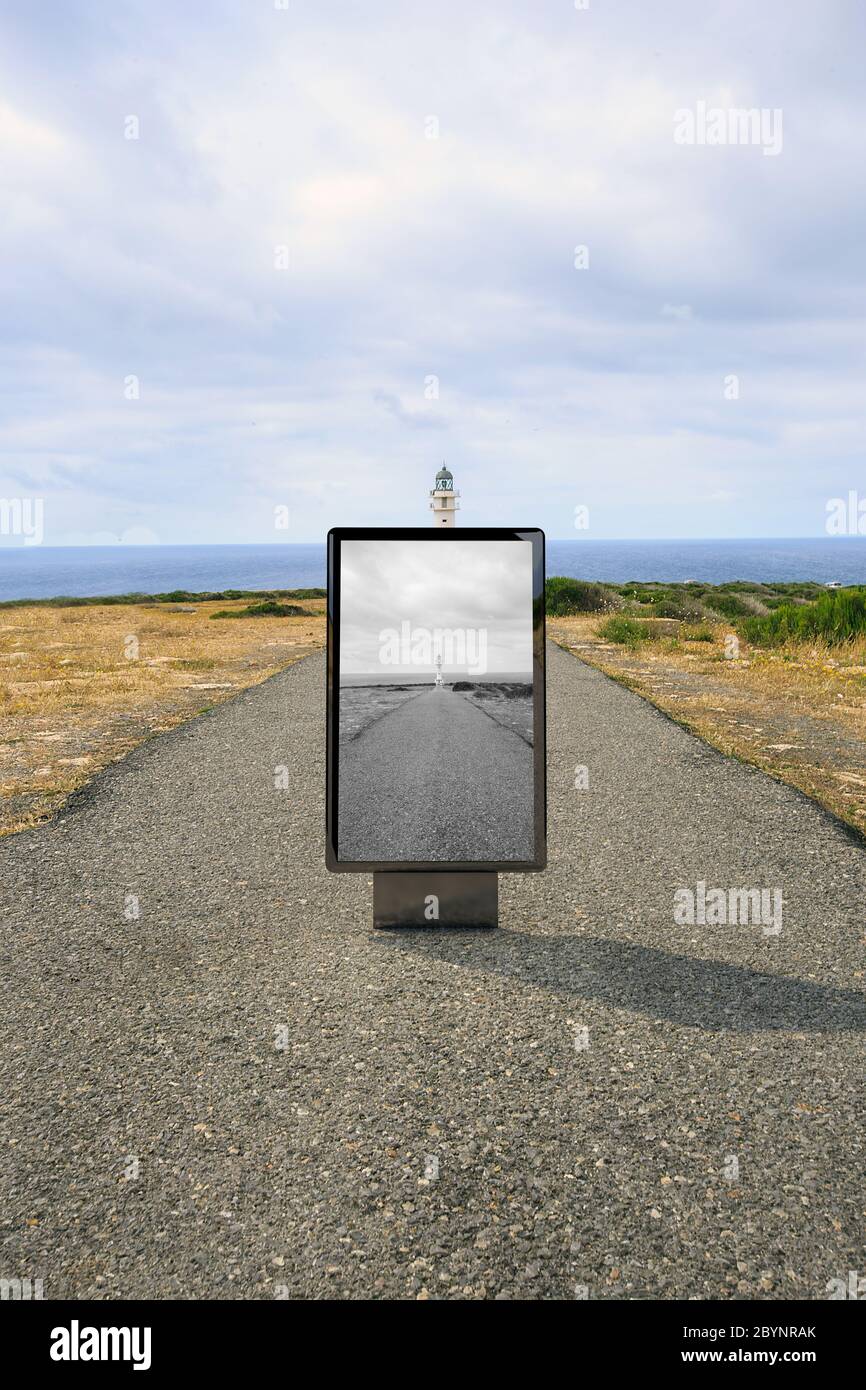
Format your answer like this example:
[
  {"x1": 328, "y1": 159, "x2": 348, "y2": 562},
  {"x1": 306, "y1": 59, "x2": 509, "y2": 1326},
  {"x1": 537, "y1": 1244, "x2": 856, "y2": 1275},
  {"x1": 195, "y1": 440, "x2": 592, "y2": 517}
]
[{"x1": 326, "y1": 528, "x2": 545, "y2": 871}]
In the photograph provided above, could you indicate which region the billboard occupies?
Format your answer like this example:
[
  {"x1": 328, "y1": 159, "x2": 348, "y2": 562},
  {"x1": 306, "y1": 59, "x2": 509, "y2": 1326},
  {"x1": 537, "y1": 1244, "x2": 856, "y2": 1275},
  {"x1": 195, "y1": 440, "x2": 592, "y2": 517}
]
[{"x1": 326, "y1": 528, "x2": 546, "y2": 872}]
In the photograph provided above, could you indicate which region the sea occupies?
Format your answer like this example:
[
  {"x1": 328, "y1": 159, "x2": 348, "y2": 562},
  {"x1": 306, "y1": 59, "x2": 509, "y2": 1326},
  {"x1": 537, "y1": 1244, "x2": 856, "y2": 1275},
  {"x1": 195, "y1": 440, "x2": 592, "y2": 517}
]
[
  {"x1": 341, "y1": 671, "x2": 530, "y2": 687},
  {"x1": 1, "y1": 538, "x2": 865, "y2": 603}
]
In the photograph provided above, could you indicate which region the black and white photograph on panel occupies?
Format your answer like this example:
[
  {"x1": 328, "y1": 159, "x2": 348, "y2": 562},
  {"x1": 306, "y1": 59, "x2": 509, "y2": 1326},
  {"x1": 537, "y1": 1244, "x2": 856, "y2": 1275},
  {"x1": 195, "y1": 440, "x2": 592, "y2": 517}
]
[{"x1": 337, "y1": 537, "x2": 534, "y2": 863}]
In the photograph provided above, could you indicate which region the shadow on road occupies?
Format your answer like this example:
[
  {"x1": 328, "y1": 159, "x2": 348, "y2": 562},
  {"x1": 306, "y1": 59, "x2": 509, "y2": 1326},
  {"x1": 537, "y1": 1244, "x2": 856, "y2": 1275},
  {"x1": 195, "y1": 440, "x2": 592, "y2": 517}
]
[{"x1": 379, "y1": 929, "x2": 866, "y2": 1033}]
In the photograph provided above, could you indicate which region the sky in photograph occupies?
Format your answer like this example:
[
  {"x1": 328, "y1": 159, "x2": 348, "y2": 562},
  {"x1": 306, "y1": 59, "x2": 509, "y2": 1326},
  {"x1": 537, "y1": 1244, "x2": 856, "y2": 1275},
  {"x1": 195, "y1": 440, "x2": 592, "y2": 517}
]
[
  {"x1": 1, "y1": 0, "x2": 864, "y2": 545},
  {"x1": 339, "y1": 539, "x2": 533, "y2": 677}
]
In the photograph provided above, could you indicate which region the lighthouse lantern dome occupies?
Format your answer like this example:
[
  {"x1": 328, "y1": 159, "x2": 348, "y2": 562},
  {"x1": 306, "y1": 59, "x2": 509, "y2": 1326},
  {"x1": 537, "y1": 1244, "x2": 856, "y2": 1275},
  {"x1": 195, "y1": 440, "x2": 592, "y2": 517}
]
[{"x1": 429, "y1": 462, "x2": 459, "y2": 526}]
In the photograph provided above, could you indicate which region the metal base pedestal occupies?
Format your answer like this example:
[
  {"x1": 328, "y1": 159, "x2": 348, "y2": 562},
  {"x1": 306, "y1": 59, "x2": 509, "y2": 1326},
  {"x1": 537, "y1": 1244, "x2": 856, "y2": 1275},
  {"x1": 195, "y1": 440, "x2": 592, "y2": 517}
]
[{"x1": 373, "y1": 872, "x2": 498, "y2": 929}]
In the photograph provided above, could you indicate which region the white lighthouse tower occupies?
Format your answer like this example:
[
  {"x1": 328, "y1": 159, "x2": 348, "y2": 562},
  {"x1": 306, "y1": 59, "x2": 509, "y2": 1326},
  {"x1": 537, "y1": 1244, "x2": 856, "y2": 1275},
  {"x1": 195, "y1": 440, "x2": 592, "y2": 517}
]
[{"x1": 429, "y1": 463, "x2": 459, "y2": 526}]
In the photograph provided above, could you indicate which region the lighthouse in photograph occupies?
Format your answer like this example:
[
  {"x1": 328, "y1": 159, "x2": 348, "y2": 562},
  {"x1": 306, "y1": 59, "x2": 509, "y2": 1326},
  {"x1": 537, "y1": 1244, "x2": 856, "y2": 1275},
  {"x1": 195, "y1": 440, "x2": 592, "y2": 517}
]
[{"x1": 429, "y1": 463, "x2": 459, "y2": 526}]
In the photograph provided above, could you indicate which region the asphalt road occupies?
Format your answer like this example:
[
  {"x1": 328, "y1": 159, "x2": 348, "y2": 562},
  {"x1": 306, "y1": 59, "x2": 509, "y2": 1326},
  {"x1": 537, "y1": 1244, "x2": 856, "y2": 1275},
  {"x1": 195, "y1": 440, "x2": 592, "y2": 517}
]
[
  {"x1": 338, "y1": 686, "x2": 534, "y2": 862},
  {"x1": 1, "y1": 643, "x2": 864, "y2": 1300}
]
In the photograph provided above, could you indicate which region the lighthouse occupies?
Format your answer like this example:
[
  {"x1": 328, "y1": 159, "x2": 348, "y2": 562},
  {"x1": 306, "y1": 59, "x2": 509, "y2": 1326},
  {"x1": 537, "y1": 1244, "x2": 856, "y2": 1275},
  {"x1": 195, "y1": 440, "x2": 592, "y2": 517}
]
[{"x1": 429, "y1": 463, "x2": 459, "y2": 526}]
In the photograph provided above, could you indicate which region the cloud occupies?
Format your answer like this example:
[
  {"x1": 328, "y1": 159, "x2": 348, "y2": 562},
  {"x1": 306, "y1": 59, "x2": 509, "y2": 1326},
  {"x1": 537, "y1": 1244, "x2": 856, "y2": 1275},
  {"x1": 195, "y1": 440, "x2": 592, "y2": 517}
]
[
  {"x1": 339, "y1": 537, "x2": 533, "y2": 674},
  {"x1": 0, "y1": 0, "x2": 864, "y2": 542}
]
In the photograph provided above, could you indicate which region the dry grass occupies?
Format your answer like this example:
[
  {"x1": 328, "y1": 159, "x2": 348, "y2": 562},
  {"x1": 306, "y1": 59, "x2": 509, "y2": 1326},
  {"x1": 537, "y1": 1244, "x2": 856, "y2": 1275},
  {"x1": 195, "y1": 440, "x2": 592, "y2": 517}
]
[
  {"x1": 549, "y1": 614, "x2": 866, "y2": 837},
  {"x1": 9, "y1": 594, "x2": 866, "y2": 841},
  {"x1": 0, "y1": 599, "x2": 325, "y2": 835}
]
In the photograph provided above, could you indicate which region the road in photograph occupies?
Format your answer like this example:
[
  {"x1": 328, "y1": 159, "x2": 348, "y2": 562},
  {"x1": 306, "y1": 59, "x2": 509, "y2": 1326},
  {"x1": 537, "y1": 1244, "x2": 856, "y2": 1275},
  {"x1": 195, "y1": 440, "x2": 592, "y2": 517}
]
[{"x1": 337, "y1": 686, "x2": 534, "y2": 861}]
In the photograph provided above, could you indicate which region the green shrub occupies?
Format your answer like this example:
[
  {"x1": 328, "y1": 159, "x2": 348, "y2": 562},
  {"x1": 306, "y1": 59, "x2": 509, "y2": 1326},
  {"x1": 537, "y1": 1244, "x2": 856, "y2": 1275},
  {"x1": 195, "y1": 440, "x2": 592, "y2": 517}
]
[
  {"x1": 210, "y1": 601, "x2": 311, "y2": 619},
  {"x1": 545, "y1": 576, "x2": 614, "y2": 615},
  {"x1": 597, "y1": 616, "x2": 652, "y2": 646},
  {"x1": 707, "y1": 593, "x2": 754, "y2": 620},
  {"x1": 632, "y1": 588, "x2": 662, "y2": 606},
  {"x1": 0, "y1": 587, "x2": 325, "y2": 611},
  {"x1": 740, "y1": 588, "x2": 866, "y2": 647},
  {"x1": 681, "y1": 624, "x2": 714, "y2": 642},
  {"x1": 654, "y1": 599, "x2": 708, "y2": 620}
]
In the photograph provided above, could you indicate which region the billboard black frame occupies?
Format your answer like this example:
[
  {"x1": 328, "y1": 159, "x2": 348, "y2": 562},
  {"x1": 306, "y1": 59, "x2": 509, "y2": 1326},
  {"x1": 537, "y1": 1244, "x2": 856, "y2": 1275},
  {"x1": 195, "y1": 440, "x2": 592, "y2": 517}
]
[{"x1": 325, "y1": 526, "x2": 546, "y2": 873}]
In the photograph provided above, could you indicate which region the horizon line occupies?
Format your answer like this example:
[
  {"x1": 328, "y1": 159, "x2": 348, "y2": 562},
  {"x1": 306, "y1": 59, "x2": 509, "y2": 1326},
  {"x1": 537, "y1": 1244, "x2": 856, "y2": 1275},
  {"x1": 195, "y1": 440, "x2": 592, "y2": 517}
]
[{"x1": 2, "y1": 534, "x2": 864, "y2": 553}]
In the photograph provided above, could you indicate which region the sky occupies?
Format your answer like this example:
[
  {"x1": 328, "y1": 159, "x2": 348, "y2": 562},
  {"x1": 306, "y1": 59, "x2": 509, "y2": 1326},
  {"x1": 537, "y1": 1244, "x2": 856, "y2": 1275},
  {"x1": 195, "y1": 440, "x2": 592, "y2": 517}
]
[
  {"x1": 1, "y1": 0, "x2": 864, "y2": 546},
  {"x1": 339, "y1": 539, "x2": 533, "y2": 677}
]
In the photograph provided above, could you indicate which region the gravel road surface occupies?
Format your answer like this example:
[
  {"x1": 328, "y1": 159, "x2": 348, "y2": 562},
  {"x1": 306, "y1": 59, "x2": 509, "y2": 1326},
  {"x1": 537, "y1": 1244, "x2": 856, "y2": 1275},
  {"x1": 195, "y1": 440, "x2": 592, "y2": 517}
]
[
  {"x1": 1, "y1": 643, "x2": 864, "y2": 1300},
  {"x1": 338, "y1": 686, "x2": 534, "y2": 862}
]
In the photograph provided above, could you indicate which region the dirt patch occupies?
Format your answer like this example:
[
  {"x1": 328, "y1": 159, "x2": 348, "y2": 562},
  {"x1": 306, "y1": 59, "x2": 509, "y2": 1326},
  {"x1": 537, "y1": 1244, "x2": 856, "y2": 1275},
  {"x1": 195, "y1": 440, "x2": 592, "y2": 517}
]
[
  {"x1": 451, "y1": 683, "x2": 534, "y2": 745},
  {"x1": 550, "y1": 614, "x2": 866, "y2": 837},
  {"x1": 338, "y1": 684, "x2": 426, "y2": 742},
  {"x1": 0, "y1": 599, "x2": 325, "y2": 835}
]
